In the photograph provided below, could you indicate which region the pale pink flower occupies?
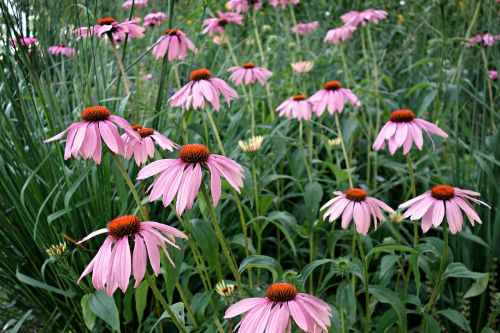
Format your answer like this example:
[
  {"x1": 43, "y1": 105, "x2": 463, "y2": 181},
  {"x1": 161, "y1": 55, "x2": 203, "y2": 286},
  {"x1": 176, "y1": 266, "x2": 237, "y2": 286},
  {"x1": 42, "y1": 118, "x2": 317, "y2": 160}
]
[
  {"x1": 152, "y1": 28, "x2": 195, "y2": 60},
  {"x1": 466, "y1": 33, "x2": 497, "y2": 47},
  {"x1": 227, "y1": 62, "x2": 272, "y2": 86},
  {"x1": 269, "y1": 0, "x2": 300, "y2": 8},
  {"x1": 309, "y1": 81, "x2": 361, "y2": 116},
  {"x1": 122, "y1": 0, "x2": 148, "y2": 9},
  {"x1": 44, "y1": 106, "x2": 140, "y2": 164},
  {"x1": 47, "y1": 43, "x2": 76, "y2": 57},
  {"x1": 77, "y1": 215, "x2": 187, "y2": 295},
  {"x1": 93, "y1": 17, "x2": 145, "y2": 44},
  {"x1": 323, "y1": 25, "x2": 356, "y2": 44},
  {"x1": 137, "y1": 144, "x2": 244, "y2": 215},
  {"x1": 291, "y1": 21, "x2": 318, "y2": 36},
  {"x1": 143, "y1": 73, "x2": 153, "y2": 80},
  {"x1": 341, "y1": 9, "x2": 388, "y2": 27},
  {"x1": 224, "y1": 282, "x2": 332, "y2": 333},
  {"x1": 9, "y1": 36, "x2": 38, "y2": 47},
  {"x1": 169, "y1": 68, "x2": 238, "y2": 111},
  {"x1": 276, "y1": 94, "x2": 313, "y2": 121},
  {"x1": 489, "y1": 70, "x2": 498, "y2": 81},
  {"x1": 122, "y1": 124, "x2": 177, "y2": 165},
  {"x1": 74, "y1": 26, "x2": 93, "y2": 40},
  {"x1": 143, "y1": 11, "x2": 167, "y2": 27},
  {"x1": 202, "y1": 11, "x2": 243, "y2": 36},
  {"x1": 372, "y1": 109, "x2": 448, "y2": 155},
  {"x1": 399, "y1": 185, "x2": 489, "y2": 234},
  {"x1": 291, "y1": 61, "x2": 313, "y2": 73},
  {"x1": 321, "y1": 188, "x2": 394, "y2": 235},
  {"x1": 227, "y1": 0, "x2": 262, "y2": 12}
]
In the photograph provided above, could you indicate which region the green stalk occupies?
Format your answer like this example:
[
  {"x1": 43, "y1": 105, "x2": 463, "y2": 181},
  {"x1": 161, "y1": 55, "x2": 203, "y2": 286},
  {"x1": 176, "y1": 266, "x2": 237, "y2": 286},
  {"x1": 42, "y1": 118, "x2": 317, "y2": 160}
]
[
  {"x1": 480, "y1": 48, "x2": 496, "y2": 132},
  {"x1": 200, "y1": 183, "x2": 243, "y2": 291},
  {"x1": 420, "y1": 224, "x2": 449, "y2": 330},
  {"x1": 334, "y1": 113, "x2": 354, "y2": 188},
  {"x1": 356, "y1": 234, "x2": 370, "y2": 332},
  {"x1": 109, "y1": 39, "x2": 135, "y2": 121},
  {"x1": 176, "y1": 282, "x2": 199, "y2": 329},
  {"x1": 406, "y1": 154, "x2": 418, "y2": 246},
  {"x1": 248, "y1": 85, "x2": 256, "y2": 137},
  {"x1": 299, "y1": 122, "x2": 313, "y2": 183}
]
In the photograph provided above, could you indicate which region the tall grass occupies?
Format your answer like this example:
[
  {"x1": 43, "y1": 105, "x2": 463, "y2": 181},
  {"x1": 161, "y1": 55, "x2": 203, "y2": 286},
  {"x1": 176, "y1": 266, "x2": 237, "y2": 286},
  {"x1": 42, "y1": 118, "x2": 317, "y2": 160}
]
[{"x1": 0, "y1": 0, "x2": 498, "y2": 332}]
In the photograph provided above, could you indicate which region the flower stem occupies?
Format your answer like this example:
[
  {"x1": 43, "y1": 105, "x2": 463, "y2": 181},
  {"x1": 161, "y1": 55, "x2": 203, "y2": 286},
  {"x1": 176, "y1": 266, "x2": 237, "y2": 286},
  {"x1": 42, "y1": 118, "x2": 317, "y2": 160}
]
[
  {"x1": 299, "y1": 122, "x2": 313, "y2": 183},
  {"x1": 111, "y1": 154, "x2": 148, "y2": 220},
  {"x1": 420, "y1": 224, "x2": 449, "y2": 329},
  {"x1": 176, "y1": 282, "x2": 199, "y2": 329},
  {"x1": 356, "y1": 234, "x2": 370, "y2": 332},
  {"x1": 406, "y1": 154, "x2": 418, "y2": 246},
  {"x1": 109, "y1": 39, "x2": 135, "y2": 120},
  {"x1": 145, "y1": 274, "x2": 187, "y2": 333},
  {"x1": 480, "y1": 47, "x2": 496, "y2": 132},
  {"x1": 248, "y1": 85, "x2": 256, "y2": 137},
  {"x1": 334, "y1": 113, "x2": 353, "y2": 188},
  {"x1": 200, "y1": 182, "x2": 243, "y2": 291}
]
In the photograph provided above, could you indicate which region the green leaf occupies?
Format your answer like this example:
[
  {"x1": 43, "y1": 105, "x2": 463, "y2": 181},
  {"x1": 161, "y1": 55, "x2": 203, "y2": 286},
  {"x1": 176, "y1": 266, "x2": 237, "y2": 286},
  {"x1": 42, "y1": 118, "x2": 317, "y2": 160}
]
[
  {"x1": 191, "y1": 218, "x2": 219, "y2": 268},
  {"x1": 304, "y1": 182, "x2": 323, "y2": 224},
  {"x1": 239, "y1": 255, "x2": 283, "y2": 281},
  {"x1": 89, "y1": 291, "x2": 120, "y2": 332},
  {"x1": 163, "y1": 245, "x2": 184, "y2": 302},
  {"x1": 10, "y1": 310, "x2": 33, "y2": 333},
  {"x1": 16, "y1": 269, "x2": 76, "y2": 297},
  {"x1": 135, "y1": 281, "x2": 148, "y2": 325},
  {"x1": 336, "y1": 282, "x2": 356, "y2": 324},
  {"x1": 409, "y1": 253, "x2": 421, "y2": 296},
  {"x1": 380, "y1": 254, "x2": 399, "y2": 280},
  {"x1": 437, "y1": 309, "x2": 472, "y2": 332},
  {"x1": 444, "y1": 263, "x2": 489, "y2": 298},
  {"x1": 149, "y1": 302, "x2": 185, "y2": 333},
  {"x1": 299, "y1": 259, "x2": 334, "y2": 284},
  {"x1": 464, "y1": 274, "x2": 490, "y2": 298},
  {"x1": 369, "y1": 285, "x2": 407, "y2": 330},
  {"x1": 366, "y1": 244, "x2": 418, "y2": 258},
  {"x1": 81, "y1": 294, "x2": 96, "y2": 330}
]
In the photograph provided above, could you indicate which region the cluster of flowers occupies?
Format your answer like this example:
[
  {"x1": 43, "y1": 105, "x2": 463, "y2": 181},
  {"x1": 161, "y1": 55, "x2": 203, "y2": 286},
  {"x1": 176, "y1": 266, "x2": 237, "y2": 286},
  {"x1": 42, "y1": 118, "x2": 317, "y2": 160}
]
[{"x1": 37, "y1": 3, "x2": 492, "y2": 333}]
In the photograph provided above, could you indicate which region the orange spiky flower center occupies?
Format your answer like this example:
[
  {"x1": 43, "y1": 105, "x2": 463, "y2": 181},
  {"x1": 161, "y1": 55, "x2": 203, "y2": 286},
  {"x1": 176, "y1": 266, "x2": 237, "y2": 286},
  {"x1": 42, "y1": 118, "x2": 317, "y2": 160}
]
[
  {"x1": 81, "y1": 106, "x2": 111, "y2": 122},
  {"x1": 132, "y1": 124, "x2": 143, "y2": 131},
  {"x1": 56, "y1": 43, "x2": 66, "y2": 47},
  {"x1": 390, "y1": 109, "x2": 416, "y2": 123},
  {"x1": 98, "y1": 17, "x2": 117, "y2": 25},
  {"x1": 137, "y1": 128, "x2": 154, "y2": 138},
  {"x1": 292, "y1": 94, "x2": 306, "y2": 101},
  {"x1": 266, "y1": 283, "x2": 297, "y2": 302},
  {"x1": 164, "y1": 28, "x2": 179, "y2": 36},
  {"x1": 323, "y1": 80, "x2": 342, "y2": 91},
  {"x1": 345, "y1": 188, "x2": 367, "y2": 202},
  {"x1": 431, "y1": 185, "x2": 454, "y2": 200},
  {"x1": 179, "y1": 144, "x2": 210, "y2": 163},
  {"x1": 242, "y1": 62, "x2": 256, "y2": 69},
  {"x1": 108, "y1": 215, "x2": 141, "y2": 238},
  {"x1": 190, "y1": 68, "x2": 211, "y2": 81}
]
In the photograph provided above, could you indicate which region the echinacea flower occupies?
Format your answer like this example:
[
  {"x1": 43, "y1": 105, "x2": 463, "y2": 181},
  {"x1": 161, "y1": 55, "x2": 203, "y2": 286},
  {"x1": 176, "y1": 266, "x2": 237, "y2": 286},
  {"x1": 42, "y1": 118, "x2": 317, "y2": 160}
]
[
  {"x1": 276, "y1": 94, "x2": 313, "y2": 121},
  {"x1": 224, "y1": 282, "x2": 332, "y2": 333},
  {"x1": 309, "y1": 81, "x2": 361, "y2": 116},
  {"x1": 122, "y1": 124, "x2": 177, "y2": 165},
  {"x1": 216, "y1": 280, "x2": 236, "y2": 297},
  {"x1": 44, "y1": 106, "x2": 140, "y2": 164},
  {"x1": 269, "y1": 0, "x2": 300, "y2": 8},
  {"x1": 372, "y1": 109, "x2": 448, "y2": 155},
  {"x1": 143, "y1": 11, "x2": 167, "y2": 27},
  {"x1": 47, "y1": 43, "x2": 76, "y2": 57},
  {"x1": 321, "y1": 188, "x2": 394, "y2": 235},
  {"x1": 122, "y1": 0, "x2": 148, "y2": 9},
  {"x1": 323, "y1": 25, "x2": 356, "y2": 44},
  {"x1": 291, "y1": 21, "x2": 318, "y2": 36},
  {"x1": 489, "y1": 70, "x2": 498, "y2": 81},
  {"x1": 227, "y1": 63, "x2": 272, "y2": 86},
  {"x1": 74, "y1": 26, "x2": 93, "y2": 40},
  {"x1": 137, "y1": 144, "x2": 244, "y2": 215},
  {"x1": 341, "y1": 9, "x2": 388, "y2": 27},
  {"x1": 77, "y1": 215, "x2": 187, "y2": 295},
  {"x1": 239, "y1": 136, "x2": 264, "y2": 153},
  {"x1": 465, "y1": 33, "x2": 497, "y2": 47},
  {"x1": 169, "y1": 68, "x2": 238, "y2": 111},
  {"x1": 93, "y1": 17, "x2": 145, "y2": 44},
  {"x1": 399, "y1": 185, "x2": 489, "y2": 234},
  {"x1": 9, "y1": 36, "x2": 38, "y2": 47},
  {"x1": 227, "y1": 0, "x2": 262, "y2": 12},
  {"x1": 202, "y1": 11, "x2": 243, "y2": 36},
  {"x1": 152, "y1": 28, "x2": 195, "y2": 60},
  {"x1": 291, "y1": 61, "x2": 313, "y2": 74}
]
